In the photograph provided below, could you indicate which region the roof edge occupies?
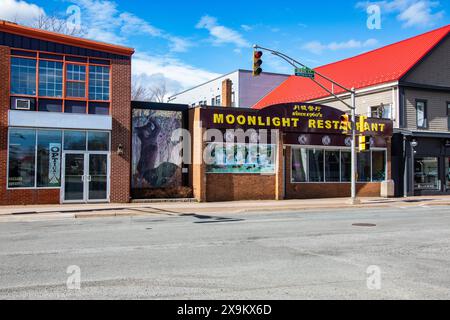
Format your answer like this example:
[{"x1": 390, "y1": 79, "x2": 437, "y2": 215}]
[{"x1": 0, "y1": 20, "x2": 134, "y2": 56}]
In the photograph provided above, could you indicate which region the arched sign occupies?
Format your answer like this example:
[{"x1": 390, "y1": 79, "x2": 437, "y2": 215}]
[{"x1": 200, "y1": 103, "x2": 393, "y2": 137}]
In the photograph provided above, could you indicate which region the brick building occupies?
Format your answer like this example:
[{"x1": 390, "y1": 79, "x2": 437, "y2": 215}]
[{"x1": 0, "y1": 21, "x2": 134, "y2": 205}]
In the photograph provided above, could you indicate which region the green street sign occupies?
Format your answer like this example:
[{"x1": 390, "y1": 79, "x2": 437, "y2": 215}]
[{"x1": 295, "y1": 67, "x2": 315, "y2": 79}]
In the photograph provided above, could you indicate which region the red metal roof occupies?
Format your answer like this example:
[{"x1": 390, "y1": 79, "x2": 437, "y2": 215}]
[{"x1": 253, "y1": 24, "x2": 450, "y2": 109}]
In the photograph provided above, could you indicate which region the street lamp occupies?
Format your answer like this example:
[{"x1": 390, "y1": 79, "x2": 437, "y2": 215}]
[{"x1": 253, "y1": 45, "x2": 359, "y2": 204}]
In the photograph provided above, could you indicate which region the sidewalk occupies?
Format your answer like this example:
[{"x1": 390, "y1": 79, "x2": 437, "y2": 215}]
[{"x1": 1, "y1": 196, "x2": 450, "y2": 220}]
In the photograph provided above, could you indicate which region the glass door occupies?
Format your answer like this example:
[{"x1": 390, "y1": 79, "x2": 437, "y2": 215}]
[
  {"x1": 414, "y1": 157, "x2": 440, "y2": 191},
  {"x1": 62, "y1": 152, "x2": 109, "y2": 203},
  {"x1": 88, "y1": 154, "x2": 109, "y2": 202},
  {"x1": 63, "y1": 153, "x2": 86, "y2": 202}
]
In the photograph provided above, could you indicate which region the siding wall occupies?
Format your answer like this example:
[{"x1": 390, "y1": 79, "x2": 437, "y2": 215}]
[
  {"x1": 311, "y1": 87, "x2": 398, "y2": 126},
  {"x1": 404, "y1": 88, "x2": 450, "y2": 131},
  {"x1": 404, "y1": 35, "x2": 450, "y2": 87}
]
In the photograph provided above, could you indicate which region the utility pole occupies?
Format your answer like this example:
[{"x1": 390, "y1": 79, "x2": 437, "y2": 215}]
[{"x1": 253, "y1": 45, "x2": 360, "y2": 204}]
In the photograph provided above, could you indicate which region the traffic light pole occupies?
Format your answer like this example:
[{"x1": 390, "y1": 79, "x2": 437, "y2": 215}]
[{"x1": 253, "y1": 45, "x2": 359, "y2": 204}]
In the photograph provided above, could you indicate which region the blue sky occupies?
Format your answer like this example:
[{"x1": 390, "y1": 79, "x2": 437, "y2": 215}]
[{"x1": 1, "y1": 0, "x2": 450, "y2": 95}]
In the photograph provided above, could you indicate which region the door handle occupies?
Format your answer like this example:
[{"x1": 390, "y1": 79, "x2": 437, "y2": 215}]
[
  {"x1": 87, "y1": 175, "x2": 92, "y2": 182},
  {"x1": 81, "y1": 175, "x2": 85, "y2": 182}
]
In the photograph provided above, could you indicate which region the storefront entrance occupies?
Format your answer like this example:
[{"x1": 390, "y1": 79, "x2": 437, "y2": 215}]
[{"x1": 62, "y1": 152, "x2": 110, "y2": 203}]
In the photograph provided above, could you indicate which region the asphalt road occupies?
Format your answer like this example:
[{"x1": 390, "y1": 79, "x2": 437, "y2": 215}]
[{"x1": 1, "y1": 205, "x2": 450, "y2": 300}]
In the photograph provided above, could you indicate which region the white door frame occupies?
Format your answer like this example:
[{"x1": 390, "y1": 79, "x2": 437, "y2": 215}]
[{"x1": 61, "y1": 151, "x2": 110, "y2": 204}]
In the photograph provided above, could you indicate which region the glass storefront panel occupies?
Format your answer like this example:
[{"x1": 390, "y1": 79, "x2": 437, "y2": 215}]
[
  {"x1": 88, "y1": 131, "x2": 110, "y2": 151},
  {"x1": 64, "y1": 131, "x2": 86, "y2": 150},
  {"x1": 37, "y1": 130, "x2": 63, "y2": 187},
  {"x1": 357, "y1": 152, "x2": 371, "y2": 182},
  {"x1": 325, "y1": 150, "x2": 340, "y2": 182},
  {"x1": 309, "y1": 149, "x2": 324, "y2": 182},
  {"x1": 447, "y1": 157, "x2": 450, "y2": 189},
  {"x1": 372, "y1": 150, "x2": 386, "y2": 182},
  {"x1": 414, "y1": 157, "x2": 439, "y2": 190},
  {"x1": 8, "y1": 129, "x2": 36, "y2": 188},
  {"x1": 291, "y1": 148, "x2": 308, "y2": 182},
  {"x1": 341, "y1": 151, "x2": 351, "y2": 182}
]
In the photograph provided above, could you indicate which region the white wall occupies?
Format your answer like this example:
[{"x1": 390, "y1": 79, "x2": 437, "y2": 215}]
[
  {"x1": 168, "y1": 70, "x2": 289, "y2": 108},
  {"x1": 168, "y1": 71, "x2": 239, "y2": 107}
]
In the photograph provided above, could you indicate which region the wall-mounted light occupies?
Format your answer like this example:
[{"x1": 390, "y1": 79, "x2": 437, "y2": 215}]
[
  {"x1": 411, "y1": 139, "x2": 418, "y2": 148},
  {"x1": 445, "y1": 139, "x2": 450, "y2": 147},
  {"x1": 117, "y1": 144, "x2": 124, "y2": 155}
]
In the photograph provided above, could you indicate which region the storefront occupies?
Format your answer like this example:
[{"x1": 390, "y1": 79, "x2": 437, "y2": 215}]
[
  {"x1": 0, "y1": 20, "x2": 133, "y2": 206},
  {"x1": 189, "y1": 102, "x2": 393, "y2": 202},
  {"x1": 392, "y1": 132, "x2": 450, "y2": 196}
]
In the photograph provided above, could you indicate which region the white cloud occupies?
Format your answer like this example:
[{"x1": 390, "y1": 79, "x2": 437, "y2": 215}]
[
  {"x1": 132, "y1": 52, "x2": 220, "y2": 95},
  {"x1": 0, "y1": 0, "x2": 45, "y2": 25},
  {"x1": 70, "y1": 0, "x2": 193, "y2": 52},
  {"x1": 241, "y1": 24, "x2": 253, "y2": 32},
  {"x1": 356, "y1": 0, "x2": 445, "y2": 28},
  {"x1": 196, "y1": 15, "x2": 250, "y2": 48},
  {"x1": 303, "y1": 38, "x2": 379, "y2": 54}
]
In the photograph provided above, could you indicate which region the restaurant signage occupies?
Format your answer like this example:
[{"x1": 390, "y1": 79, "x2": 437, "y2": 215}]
[{"x1": 201, "y1": 103, "x2": 393, "y2": 137}]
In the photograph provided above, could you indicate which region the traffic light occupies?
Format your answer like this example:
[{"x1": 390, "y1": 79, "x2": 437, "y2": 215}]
[
  {"x1": 340, "y1": 114, "x2": 350, "y2": 135},
  {"x1": 253, "y1": 50, "x2": 263, "y2": 76},
  {"x1": 359, "y1": 135, "x2": 371, "y2": 152},
  {"x1": 359, "y1": 116, "x2": 367, "y2": 134}
]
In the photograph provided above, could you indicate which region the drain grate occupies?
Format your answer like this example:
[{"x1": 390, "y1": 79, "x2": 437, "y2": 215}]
[{"x1": 352, "y1": 223, "x2": 377, "y2": 227}]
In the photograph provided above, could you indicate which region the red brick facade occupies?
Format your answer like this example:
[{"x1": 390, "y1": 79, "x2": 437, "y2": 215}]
[
  {"x1": 0, "y1": 47, "x2": 132, "y2": 205},
  {"x1": 110, "y1": 58, "x2": 131, "y2": 203}
]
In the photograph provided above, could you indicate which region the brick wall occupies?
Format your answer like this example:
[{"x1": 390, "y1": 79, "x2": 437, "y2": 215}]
[
  {"x1": 206, "y1": 174, "x2": 276, "y2": 202},
  {"x1": 0, "y1": 45, "x2": 61, "y2": 205},
  {"x1": 110, "y1": 58, "x2": 132, "y2": 203},
  {"x1": 0, "y1": 47, "x2": 132, "y2": 205}
]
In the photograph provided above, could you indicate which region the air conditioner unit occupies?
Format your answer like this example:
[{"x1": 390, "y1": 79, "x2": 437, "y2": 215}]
[{"x1": 15, "y1": 99, "x2": 31, "y2": 110}]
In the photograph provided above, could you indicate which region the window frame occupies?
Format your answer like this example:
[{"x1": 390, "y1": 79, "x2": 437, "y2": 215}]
[
  {"x1": 6, "y1": 128, "x2": 111, "y2": 190},
  {"x1": 416, "y1": 99, "x2": 428, "y2": 129},
  {"x1": 447, "y1": 101, "x2": 450, "y2": 131},
  {"x1": 290, "y1": 146, "x2": 387, "y2": 184},
  {"x1": 10, "y1": 49, "x2": 112, "y2": 115}
]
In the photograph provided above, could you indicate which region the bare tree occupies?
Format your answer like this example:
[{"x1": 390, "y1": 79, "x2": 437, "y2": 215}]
[
  {"x1": 131, "y1": 81, "x2": 168, "y2": 102},
  {"x1": 149, "y1": 82, "x2": 167, "y2": 103},
  {"x1": 33, "y1": 13, "x2": 86, "y2": 37},
  {"x1": 132, "y1": 84, "x2": 153, "y2": 101}
]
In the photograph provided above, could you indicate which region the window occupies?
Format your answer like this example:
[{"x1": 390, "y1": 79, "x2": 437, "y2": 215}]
[
  {"x1": 340, "y1": 151, "x2": 351, "y2": 182},
  {"x1": 291, "y1": 148, "x2": 386, "y2": 183},
  {"x1": 38, "y1": 99, "x2": 62, "y2": 112},
  {"x1": 89, "y1": 65, "x2": 110, "y2": 100},
  {"x1": 64, "y1": 131, "x2": 87, "y2": 150},
  {"x1": 37, "y1": 130, "x2": 62, "y2": 187},
  {"x1": 291, "y1": 148, "x2": 308, "y2": 182},
  {"x1": 39, "y1": 60, "x2": 63, "y2": 97},
  {"x1": 309, "y1": 149, "x2": 324, "y2": 182},
  {"x1": 89, "y1": 102, "x2": 110, "y2": 115},
  {"x1": 7, "y1": 129, "x2": 109, "y2": 189},
  {"x1": 372, "y1": 150, "x2": 386, "y2": 182},
  {"x1": 65, "y1": 100, "x2": 86, "y2": 114},
  {"x1": 357, "y1": 152, "x2": 371, "y2": 182},
  {"x1": 370, "y1": 104, "x2": 391, "y2": 119},
  {"x1": 205, "y1": 143, "x2": 275, "y2": 174},
  {"x1": 66, "y1": 64, "x2": 86, "y2": 98},
  {"x1": 215, "y1": 95, "x2": 221, "y2": 106},
  {"x1": 446, "y1": 157, "x2": 450, "y2": 189},
  {"x1": 414, "y1": 157, "x2": 439, "y2": 190},
  {"x1": 325, "y1": 150, "x2": 340, "y2": 182},
  {"x1": 88, "y1": 131, "x2": 110, "y2": 151},
  {"x1": 11, "y1": 57, "x2": 36, "y2": 95},
  {"x1": 8, "y1": 129, "x2": 36, "y2": 188},
  {"x1": 416, "y1": 100, "x2": 427, "y2": 129},
  {"x1": 447, "y1": 102, "x2": 450, "y2": 130}
]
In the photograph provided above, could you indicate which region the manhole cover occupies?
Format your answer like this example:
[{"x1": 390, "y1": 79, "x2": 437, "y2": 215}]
[{"x1": 352, "y1": 223, "x2": 377, "y2": 227}]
